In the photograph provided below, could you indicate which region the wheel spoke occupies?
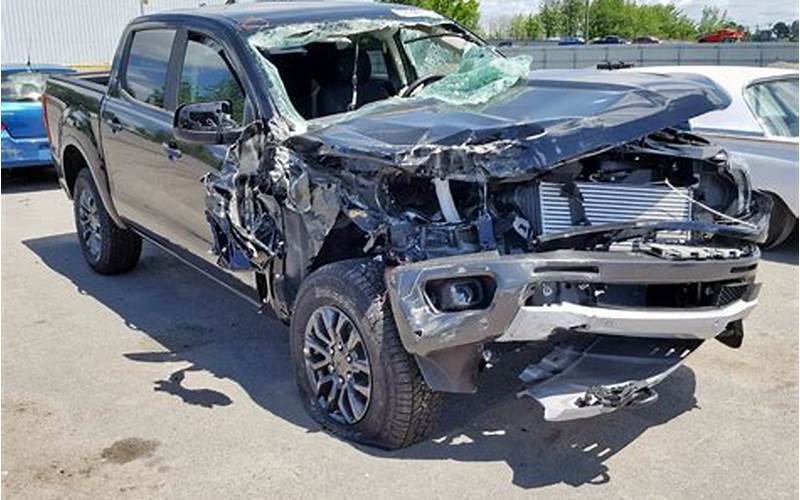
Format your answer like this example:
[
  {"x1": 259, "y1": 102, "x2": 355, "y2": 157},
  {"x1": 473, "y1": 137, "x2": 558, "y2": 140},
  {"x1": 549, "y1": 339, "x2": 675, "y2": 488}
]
[
  {"x1": 350, "y1": 359, "x2": 370, "y2": 375},
  {"x1": 320, "y1": 307, "x2": 337, "y2": 339},
  {"x1": 346, "y1": 383, "x2": 366, "y2": 419},
  {"x1": 313, "y1": 314, "x2": 333, "y2": 347},
  {"x1": 308, "y1": 357, "x2": 329, "y2": 371},
  {"x1": 305, "y1": 335, "x2": 330, "y2": 358},
  {"x1": 337, "y1": 382, "x2": 353, "y2": 423},
  {"x1": 326, "y1": 376, "x2": 340, "y2": 408},
  {"x1": 350, "y1": 380, "x2": 370, "y2": 398},
  {"x1": 333, "y1": 312, "x2": 350, "y2": 339},
  {"x1": 344, "y1": 328, "x2": 360, "y2": 353}
]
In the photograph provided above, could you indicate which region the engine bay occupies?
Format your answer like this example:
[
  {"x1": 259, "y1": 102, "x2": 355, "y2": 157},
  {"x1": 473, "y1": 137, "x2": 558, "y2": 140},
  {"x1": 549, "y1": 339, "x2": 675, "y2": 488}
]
[{"x1": 380, "y1": 130, "x2": 765, "y2": 264}]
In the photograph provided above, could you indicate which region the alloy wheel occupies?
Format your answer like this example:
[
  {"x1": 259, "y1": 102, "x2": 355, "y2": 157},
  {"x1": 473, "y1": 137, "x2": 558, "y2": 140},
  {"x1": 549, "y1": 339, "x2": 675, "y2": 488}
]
[
  {"x1": 78, "y1": 188, "x2": 102, "y2": 260},
  {"x1": 303, "y1": 305, "x2": 372, "y2": 424}
]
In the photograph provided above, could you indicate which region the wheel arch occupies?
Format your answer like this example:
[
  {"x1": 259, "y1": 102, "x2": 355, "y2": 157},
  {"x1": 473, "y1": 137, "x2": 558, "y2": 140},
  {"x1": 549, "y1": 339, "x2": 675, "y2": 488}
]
[{"x1": 59, "y1": 136, "x2": 126, "y2": 228}]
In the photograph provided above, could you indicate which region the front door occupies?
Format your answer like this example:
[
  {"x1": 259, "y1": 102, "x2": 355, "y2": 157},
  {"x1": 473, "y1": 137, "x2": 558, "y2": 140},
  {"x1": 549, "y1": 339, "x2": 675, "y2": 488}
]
[{"x1": 159, "y1": 30, "x2": 250, "y2": 259}]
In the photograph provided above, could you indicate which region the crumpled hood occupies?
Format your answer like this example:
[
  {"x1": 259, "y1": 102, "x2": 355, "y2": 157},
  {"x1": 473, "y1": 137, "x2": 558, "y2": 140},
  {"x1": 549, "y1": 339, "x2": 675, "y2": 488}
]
[{"x1": 289, "y1": 69, "x2": 731, "y2": 180}]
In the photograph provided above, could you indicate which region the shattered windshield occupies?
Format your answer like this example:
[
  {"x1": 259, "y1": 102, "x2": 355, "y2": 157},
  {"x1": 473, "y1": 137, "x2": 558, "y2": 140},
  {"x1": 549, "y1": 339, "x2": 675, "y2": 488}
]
[{"x1": 245, "y1": 18, "x2": 532, "y2": 131}]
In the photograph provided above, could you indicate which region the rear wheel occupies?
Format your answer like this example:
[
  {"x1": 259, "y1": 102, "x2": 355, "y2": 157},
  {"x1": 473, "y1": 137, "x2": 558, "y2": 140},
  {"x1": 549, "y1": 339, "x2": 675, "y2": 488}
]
[
  {"x1": 290, "y1": 258, "x2": 443, "y2": 449},
  {"x1": 73, "y1": 169, "x2": 142, "y2": 274},
  {"x1": 763, "y1": 194, "x2": 797, "y2": 249}
]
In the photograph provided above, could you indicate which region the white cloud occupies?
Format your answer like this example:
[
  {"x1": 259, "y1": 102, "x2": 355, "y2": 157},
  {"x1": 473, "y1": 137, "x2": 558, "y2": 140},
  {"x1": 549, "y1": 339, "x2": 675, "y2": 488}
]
[{"x1": 479, "y1": 0, "x2": 799, "y2": 30}]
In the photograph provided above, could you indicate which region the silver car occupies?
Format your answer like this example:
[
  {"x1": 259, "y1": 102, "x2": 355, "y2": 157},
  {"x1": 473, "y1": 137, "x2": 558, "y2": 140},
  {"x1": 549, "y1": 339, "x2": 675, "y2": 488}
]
[{"x1": 627, "y1": 66, "x2": 798, "y2": 247}]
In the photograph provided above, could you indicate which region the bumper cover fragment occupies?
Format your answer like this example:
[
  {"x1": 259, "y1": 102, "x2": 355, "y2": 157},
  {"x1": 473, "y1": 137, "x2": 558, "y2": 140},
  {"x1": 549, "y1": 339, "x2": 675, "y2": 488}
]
[{"x1": 518, "y1": 335, "x2": 702, "y2": 421}]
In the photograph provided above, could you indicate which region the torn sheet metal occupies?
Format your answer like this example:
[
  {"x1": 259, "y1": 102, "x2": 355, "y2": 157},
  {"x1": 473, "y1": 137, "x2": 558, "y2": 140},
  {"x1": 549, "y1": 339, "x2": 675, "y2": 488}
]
[
  {"x1": 204, "y1": 121, "x2": 341, "y2": 271},
  {"x1": 518, "y1": 335, "x2": 702, "y2": 421}
]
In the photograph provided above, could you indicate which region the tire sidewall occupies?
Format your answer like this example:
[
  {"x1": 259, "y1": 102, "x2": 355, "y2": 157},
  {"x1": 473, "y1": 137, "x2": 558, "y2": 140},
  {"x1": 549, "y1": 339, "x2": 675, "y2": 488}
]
[
  {"x1": 290, "y1": 268, "x2": 399, "y2": 445},
  {"x1": 764, "y1": 194, "x2": 795, "y2": 248}
]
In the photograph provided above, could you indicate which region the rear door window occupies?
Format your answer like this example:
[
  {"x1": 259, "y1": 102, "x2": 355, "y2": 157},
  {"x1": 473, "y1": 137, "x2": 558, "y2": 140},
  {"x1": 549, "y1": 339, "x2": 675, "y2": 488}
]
[
  {"x1": 178, "y1": 33, "x2": 246, "y2": 124},
  {"x1": 123, "y1": 29, "x2": 176, "y2": 108}
]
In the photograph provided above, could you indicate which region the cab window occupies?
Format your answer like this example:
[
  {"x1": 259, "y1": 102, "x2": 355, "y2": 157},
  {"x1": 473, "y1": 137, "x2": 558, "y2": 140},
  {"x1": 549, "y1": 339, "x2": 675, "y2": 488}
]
[
  {"x1": 123, "y1": 29, "x2": 176, "y2": 108},
  {"x1": 178, "y1": 33, "x2": 246, "y2": 124}
]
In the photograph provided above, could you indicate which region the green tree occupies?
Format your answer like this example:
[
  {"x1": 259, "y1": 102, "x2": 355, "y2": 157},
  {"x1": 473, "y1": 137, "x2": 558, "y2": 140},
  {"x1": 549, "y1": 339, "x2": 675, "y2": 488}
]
[
  {"x1": 560, "y1": 0, "x2": 585, "y2": 37},
  {"x1": 697, "y1": 5, "x2": 735, "y2": 35},
  {"x1": 633, "y1": 3, "x2": 695, "y2": 39},
  {"x1": 540, "y1": 0, "x2": 564, "y2": 38},
  {"x1": 772, "y1": 21, "x2": 791, "y2": 39},
  {"x1": 588, "y1": 0, "x2": 632, "y2": 38},
  {"x1": 382, "y1": 0, "x2": 480, "y2": 30},
  {"x1": 509, "y1": 13, "x2": 542, "y2": 40}
]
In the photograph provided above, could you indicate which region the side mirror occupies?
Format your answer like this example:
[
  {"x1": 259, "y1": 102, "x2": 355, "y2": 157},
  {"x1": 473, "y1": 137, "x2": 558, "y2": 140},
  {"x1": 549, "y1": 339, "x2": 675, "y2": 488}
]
[{"x1": 173, "y1": 100, "x2": 243, "y2": 145}]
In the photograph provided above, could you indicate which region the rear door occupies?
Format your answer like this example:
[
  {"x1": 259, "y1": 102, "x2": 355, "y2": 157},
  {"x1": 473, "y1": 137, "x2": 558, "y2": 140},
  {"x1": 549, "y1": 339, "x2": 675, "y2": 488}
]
[{"x1": 101, "y1": 26, "x2": 180, "y2": 234}]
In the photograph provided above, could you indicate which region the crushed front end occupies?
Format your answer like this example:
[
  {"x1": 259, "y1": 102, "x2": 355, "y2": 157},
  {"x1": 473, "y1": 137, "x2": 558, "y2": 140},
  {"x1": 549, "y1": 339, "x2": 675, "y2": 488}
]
[
  {"x1": 378, "y1": 129, "x2": 768, "y2": 419},
  {"x1": 376, "y1": 125, "x2": 768, "y2": 420},
  {"x1": 204, "y1": 33, "x2": 769, "y2": 422}
]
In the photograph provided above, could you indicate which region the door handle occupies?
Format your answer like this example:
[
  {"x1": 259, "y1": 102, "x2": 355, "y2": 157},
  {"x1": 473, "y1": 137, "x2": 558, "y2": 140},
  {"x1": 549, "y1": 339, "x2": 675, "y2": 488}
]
[
  {"x1": 162, "y1": 141, "x2": 182, "y2": 160},
  {"x1": 105, "y1": 116, "x2": 123, "y2": 133}
]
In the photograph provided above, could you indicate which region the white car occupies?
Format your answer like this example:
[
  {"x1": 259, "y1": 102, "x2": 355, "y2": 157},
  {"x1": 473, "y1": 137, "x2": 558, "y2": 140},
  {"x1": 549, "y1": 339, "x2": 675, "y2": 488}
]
[{"x1": 625, "y1": 66, "x2": 798, "y2": 247}]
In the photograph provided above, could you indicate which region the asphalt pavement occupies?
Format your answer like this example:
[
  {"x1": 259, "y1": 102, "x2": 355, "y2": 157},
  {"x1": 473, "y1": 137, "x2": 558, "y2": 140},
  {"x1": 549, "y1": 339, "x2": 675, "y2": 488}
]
[{"x1": 2, "y1": 168, "x2": 797, "y2": 499}]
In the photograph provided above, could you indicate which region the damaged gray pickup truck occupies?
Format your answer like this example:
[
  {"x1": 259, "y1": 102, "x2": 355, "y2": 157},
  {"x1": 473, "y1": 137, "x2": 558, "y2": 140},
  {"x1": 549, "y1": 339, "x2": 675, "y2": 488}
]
[{"x1": 45, "y1": 2, "x2": 771, "y2": 449}]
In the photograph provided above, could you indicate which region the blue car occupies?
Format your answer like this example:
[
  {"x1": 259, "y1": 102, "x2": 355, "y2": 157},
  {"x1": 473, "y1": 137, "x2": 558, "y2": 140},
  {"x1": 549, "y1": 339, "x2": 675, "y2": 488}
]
[
  {"x1": 558, "y1": 36, "x2": 586, "y2": 45},
  {"x1": 2, "y1": 64, "x2": 75, "y2": 169}
]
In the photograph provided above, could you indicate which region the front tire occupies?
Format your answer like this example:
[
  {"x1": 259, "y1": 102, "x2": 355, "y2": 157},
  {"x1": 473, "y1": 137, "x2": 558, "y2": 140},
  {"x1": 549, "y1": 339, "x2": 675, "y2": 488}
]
[
  {"x1": 73, "y1": 169, "x2": 142, "y2": 274},
  {"x1": 763, "y1": 194, "x2": 797, "y2": 249},
  {"x1": 290, "y1": 258, "x2": 443, "y2": 449}
]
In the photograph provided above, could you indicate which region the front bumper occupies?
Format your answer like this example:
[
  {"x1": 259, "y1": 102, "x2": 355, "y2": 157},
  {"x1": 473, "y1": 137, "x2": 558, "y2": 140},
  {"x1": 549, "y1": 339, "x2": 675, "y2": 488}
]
[
  {"x1": 1, "y1": 133, "x2": 53, "y2": 168},
  {"x1": 501, "y1": 296, "x2": 757, "y2": 341},
  {"x1": 386, "y1": 248, "x2": 760, "y2": 357}
]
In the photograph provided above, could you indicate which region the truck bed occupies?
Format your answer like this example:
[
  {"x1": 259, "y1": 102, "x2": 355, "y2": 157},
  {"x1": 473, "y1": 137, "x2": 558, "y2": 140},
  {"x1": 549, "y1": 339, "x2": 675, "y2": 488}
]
[{"x1": 48, "y1": 71, "x2": 109, "y2": 93}]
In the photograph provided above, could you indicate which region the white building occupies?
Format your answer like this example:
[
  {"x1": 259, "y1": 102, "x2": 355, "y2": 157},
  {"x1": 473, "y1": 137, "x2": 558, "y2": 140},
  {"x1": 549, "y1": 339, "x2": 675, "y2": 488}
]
[{"x1": 1, "y1": 0, "x2": 225, "y2": 65}]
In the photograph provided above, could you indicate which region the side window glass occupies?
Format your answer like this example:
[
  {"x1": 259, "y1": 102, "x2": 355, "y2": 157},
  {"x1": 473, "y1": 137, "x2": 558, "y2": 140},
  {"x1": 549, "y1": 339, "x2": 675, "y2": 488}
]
[
  {"x1": 743, "y1": 77, "x2": 799, "y2": 138},
  {"x1": 179, "y1": 33, "x2": 246, "y2": 124},
  {"x1": 124, "y1": 29, "x2": 176, "y2": 108}
]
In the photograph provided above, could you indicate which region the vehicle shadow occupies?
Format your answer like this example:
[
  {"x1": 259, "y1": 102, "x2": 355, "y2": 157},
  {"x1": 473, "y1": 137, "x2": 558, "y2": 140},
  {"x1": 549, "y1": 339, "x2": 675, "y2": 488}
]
[
  {"x1": 23, "y1": 232, "x2": 699, "y2": 490},
  {"x1": 1, "y1": 166, "x2": 61, "y2": 194}
]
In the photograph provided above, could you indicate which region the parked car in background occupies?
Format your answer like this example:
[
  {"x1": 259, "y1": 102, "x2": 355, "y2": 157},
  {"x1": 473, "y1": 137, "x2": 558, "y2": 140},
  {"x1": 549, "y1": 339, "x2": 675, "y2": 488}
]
[
  {"x1": 558, "y1": 36, "x2": 585, "y2": 45},
  {"x1": 1, "y1": 64, "x2": 75, "y2": 169},
  {"x1": 632, "y1": 36, "x2": 660, "y2": 44},
  {"x1": 591, "y1": 35, "x2": 629, "y2": 44},
  {"x1": 626, "y1": 66, "x2": 798, "y2": 247},
  {"x1": 698, "y1": 29, "x2": 745, "y2": 43}
]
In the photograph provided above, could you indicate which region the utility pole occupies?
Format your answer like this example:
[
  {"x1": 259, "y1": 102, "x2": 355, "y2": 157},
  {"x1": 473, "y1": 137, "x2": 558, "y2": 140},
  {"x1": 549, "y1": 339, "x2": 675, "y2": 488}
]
[{"x1": 584, "y1": 0, "x2": 590, "y2": 39}]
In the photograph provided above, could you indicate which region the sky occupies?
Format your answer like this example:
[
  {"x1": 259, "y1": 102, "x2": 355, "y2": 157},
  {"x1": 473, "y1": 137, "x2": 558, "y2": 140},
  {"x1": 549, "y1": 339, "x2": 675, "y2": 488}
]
[{"x1": 479, "y1": 0, "x2": 800, "y2": 30}]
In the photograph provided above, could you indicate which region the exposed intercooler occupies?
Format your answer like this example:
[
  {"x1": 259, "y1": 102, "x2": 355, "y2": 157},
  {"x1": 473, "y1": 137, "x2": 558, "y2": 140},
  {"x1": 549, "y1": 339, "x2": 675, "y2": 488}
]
[{"x1": 539, "y1": 181, "x2": 693, "y2": 238}]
